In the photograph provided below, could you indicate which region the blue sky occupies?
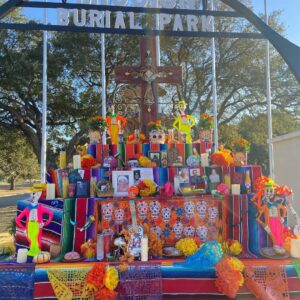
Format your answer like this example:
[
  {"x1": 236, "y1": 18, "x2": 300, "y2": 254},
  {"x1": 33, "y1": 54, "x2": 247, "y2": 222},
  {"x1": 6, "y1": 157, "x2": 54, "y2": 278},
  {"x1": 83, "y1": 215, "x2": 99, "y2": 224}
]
[
  {"x1": 21, "y1": 1, "x2": 300, "y2": 46},
  {"x1": 252, "y1": 0, "x2": 300, "y2": 46}
]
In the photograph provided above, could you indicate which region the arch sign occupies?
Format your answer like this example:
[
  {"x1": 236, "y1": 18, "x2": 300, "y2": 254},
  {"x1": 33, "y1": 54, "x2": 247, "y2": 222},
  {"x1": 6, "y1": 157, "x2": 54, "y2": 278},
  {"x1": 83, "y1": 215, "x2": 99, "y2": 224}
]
[{"x1": 1, "y1": 0, "x2": 300, "y2": 83}]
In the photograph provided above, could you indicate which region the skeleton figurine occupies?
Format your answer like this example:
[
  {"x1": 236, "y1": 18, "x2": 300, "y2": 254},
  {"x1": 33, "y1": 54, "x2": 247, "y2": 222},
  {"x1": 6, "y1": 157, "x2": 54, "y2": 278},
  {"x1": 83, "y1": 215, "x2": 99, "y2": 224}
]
[{"x1": 256, "y1": 180, "x2": 287, "y2": 255}]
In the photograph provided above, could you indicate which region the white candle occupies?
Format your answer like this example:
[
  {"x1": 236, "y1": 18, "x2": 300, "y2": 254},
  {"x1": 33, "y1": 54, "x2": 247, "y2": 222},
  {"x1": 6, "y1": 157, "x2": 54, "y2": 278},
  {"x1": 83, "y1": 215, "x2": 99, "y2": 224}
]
[
  {"x1": 46, "y1": 183, "x2": 56, "y2": 199},
  {"x1": 97, "y1": 234, "x2": 104, "y2": 261},
  {"x1": 291, "y1": 238, "x2": 300, "y2": 258},
  {"x1": 17, "y1": 248, "x2": 28, "y2": 263},
  {"x1": 201, "y1": 153, "x2": 209, "y2": 167},
  {"x1": 73, "y1": 155, "x2": 81, "y2": 169},
  {"x1": 231, "y1": 184, "x2": 241, "y2": 195},
  {"x1": 141, "y1": 236, "x2": 148, "y2": 262}
]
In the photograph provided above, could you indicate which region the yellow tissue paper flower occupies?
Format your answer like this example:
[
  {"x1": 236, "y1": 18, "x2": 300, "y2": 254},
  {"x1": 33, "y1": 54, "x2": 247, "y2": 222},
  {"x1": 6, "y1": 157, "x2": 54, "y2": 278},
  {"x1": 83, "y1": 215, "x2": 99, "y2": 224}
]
[
  {"x1": 175, "y1": 238, "x2": 198, "y2": 257},
  {"x1": 229, "y1": 257, "x2": 245, "y2": 272},
  {"x1": 229, "y1": 240, "x2": 243, "y2": 256},
  {"x1": 104, "y1": 266, "x2": 119, "y2": 291}
]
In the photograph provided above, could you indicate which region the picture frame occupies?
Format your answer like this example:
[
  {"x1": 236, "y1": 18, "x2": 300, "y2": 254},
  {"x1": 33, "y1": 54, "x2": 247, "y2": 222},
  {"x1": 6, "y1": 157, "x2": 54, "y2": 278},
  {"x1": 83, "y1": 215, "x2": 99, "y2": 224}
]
[
  {"x1": 132, "y1": 168, "x2": 154, "y2": 186},
  {"x1": 160, "y1": 151, "x2": 168, "y2": 168},
  {"x1": 189, "y1": 168, "x2": 203, "y2": 187},
  {"x1": 112, "y1": 170, "x2": 134, "y2": 197},
  {"x1": 148, "y1": 151, "x2": 161, "y2": 167}
]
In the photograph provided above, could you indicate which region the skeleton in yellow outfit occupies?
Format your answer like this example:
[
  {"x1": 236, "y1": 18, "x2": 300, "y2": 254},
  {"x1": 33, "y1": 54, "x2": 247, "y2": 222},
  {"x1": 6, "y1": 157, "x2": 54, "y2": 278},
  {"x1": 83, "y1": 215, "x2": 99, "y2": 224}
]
[
  {"x1": 173, "y1": 100, "x2": 196, "y2": 143},
  {"x1": 105, "y1": 104, "x2": 127, "y2": 144}
]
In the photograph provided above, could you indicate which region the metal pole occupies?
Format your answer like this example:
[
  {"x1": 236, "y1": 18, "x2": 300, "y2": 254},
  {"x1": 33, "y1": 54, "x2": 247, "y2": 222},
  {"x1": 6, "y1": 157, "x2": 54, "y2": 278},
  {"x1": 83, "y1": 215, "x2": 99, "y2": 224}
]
[
  {"x1": 211, "y1": 0, "x2": 218, "y2": 150},
  {"x1": 155, "y1": 0, "x2": 161, "y2": 113},
  {"x1": 101, "y1": 32, "x2": 106, "y2": 144},
  {"x1": 40, "y1": 0, "x2": 48, "y2": 183},
  {"x1": 264, "y1": 0, "x2": 274, "y2": 178}
]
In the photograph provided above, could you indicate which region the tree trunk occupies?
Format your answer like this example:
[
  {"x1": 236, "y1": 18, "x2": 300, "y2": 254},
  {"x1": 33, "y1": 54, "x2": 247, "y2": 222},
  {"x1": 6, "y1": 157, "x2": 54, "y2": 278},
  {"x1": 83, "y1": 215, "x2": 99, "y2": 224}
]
[{"x1": 10, "y1": 176, "x2": 16, "y2": 190}]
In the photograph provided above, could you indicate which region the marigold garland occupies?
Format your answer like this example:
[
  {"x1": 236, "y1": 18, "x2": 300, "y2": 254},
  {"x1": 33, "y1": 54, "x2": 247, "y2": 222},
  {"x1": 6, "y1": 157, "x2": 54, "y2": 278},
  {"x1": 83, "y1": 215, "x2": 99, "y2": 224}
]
[
  {"x1": 175, "y1": 238, "x2": 198, "y2": 257},
  {"x1": 86, "y1": 263, "x2": 119, "y2": 300},
  {"x1": 211, "y1": 149, "x2": 234, "y2": 166},
  {"x1": 215, "y1": 257, "x2": 245, "y2": 299}
]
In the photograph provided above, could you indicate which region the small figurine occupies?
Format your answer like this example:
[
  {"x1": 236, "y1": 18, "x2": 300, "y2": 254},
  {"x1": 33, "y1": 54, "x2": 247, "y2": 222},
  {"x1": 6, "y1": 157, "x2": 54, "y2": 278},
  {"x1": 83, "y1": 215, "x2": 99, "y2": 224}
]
[
  {"x1": 105, "y1": 104, "x2": 127, "y2": 144},
  {"x1": 172, "y1": 100, "x2": 196, "y2": 144},
  {"x1": 16, "y1": 186, "x2": 54, "y2": 256},
  {"x1": 80, "y1": 238, "x2": 96, "y2": 259}
]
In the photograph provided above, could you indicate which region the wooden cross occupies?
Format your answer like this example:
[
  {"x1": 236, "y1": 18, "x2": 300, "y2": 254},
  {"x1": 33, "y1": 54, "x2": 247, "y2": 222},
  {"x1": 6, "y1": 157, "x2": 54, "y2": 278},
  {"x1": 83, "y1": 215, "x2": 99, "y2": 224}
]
[{"x1": 115, "y1": 36, "x2": 182, "y2": 133}]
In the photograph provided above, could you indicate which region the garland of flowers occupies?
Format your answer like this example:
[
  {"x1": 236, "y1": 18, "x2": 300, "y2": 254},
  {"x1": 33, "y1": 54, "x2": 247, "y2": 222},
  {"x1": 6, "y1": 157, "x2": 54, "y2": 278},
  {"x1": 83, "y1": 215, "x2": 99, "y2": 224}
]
[
  {"x1": 198, "y1": 114, "x2": 214, "y2": 129},
  {"x1": 86, "y1": 263, "x2": 119, "y2": 300},
  {"x1": 221, "y1": 240, "x2": 243, "y2": 256},
  {"x1": 210, "y1": 149, "x2": 234, "y2": 166},
  {"x1": 175, "y1": 238, "x2": 198, "y2": 257},
  {"x1": 215, "y1": 256, "x2": 245, "y2": 299},
  {"x1": 230, "y1": 138, "x2": 251, "y2": 152}
]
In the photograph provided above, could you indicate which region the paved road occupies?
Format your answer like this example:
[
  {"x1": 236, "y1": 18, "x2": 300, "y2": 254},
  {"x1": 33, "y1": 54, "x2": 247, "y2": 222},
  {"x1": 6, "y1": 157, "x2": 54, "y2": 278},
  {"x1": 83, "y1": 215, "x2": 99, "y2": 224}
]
[{"x1": 0, "y1": 193, "x2": 30, "y2": 207}]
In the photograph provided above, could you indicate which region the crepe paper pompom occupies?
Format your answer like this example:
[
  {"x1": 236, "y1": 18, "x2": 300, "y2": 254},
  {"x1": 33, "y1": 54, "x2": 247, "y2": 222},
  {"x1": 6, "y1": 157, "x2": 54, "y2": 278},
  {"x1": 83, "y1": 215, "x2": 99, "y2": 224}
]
[
  {"x1": 104, "y1": 266, "x2": 119, "y2": 291},
  {"x1": 176, "y1": 238, "x2": 198, "y2": 257}
]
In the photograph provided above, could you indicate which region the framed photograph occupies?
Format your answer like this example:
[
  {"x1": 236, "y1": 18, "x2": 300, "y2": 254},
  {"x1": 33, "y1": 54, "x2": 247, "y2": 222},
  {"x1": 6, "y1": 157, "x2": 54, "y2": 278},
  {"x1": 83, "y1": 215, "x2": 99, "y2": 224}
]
[
  {"x1": 178, "y1": 167, "x2": 190, "y2": 184},
  {"x1": 160, "y1": 151, "x2": 168, "y2": 168},
  {"x1": 112, "y1": 170, "x2": 134, "y2": 197},
  {"x1": 132, "y1": 168, "x2": 154, "y2": 186},
  {"x1": 189, "y1": 168, "x2": 203, "y2": 186},
  {"x1": 149, "y1": 151, "x2": 161, "y2": 167}
]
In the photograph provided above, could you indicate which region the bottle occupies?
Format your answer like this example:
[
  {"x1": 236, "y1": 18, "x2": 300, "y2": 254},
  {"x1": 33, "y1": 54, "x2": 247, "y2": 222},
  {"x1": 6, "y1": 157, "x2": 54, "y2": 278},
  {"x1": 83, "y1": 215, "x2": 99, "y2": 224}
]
[{"x1": 244, "y1": 170, "x2": 251, "y2": 193}]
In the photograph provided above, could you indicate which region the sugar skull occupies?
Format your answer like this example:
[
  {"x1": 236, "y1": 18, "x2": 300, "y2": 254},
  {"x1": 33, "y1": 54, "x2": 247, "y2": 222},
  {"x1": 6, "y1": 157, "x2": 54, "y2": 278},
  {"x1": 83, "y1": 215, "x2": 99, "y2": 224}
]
[
  {"x1": 150, "y1": 226, "x2": 162, "y2": 238},
  {"x1": 137, "y1": 201, "x2": 148, "y2": 220},
  {"x1": 173, "y1": 222, "x2": 184, "y2": 239},
  {"x1": 114, "y1": 208, "x2": 125, "y2": 225},
  {"x1": 102, "y1": 203, "x2": 113, "y2": 221},
  {"x1": 184, "y1": 225, "x2": 195, "y2": 237},
  {"x1": 149, "y1": 200, "x2": 161, "y2": 219},
  {"x1": 162, "y1": 207, "x2": 172, "y2": 223},
  {"x1": 184, "y1": 201, "x2": 195, "y2": 219},
  {"x1": 196, "y1": 226, "x2": 208, "y2": 242},
  {"x1": 149, "y1": 129, "x2": 166, "y2": 144},
  {"x1": 208, "y1": 207, "x2": 218, "y2": 223},
  {"x1": 196, "y1": 201, "x2": 207, "y2": 219}
]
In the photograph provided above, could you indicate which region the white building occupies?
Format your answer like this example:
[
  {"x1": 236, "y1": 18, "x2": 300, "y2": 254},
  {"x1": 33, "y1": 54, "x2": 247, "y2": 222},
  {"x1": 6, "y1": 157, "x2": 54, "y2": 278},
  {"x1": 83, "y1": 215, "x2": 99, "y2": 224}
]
[{"x1": 270, "y1": 131, "x2": 300, "y2": 216}]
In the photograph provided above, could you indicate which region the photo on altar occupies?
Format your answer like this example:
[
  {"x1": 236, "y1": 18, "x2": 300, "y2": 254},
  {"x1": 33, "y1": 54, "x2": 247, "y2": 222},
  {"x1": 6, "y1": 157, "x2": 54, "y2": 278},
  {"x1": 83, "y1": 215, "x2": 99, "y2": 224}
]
[
  {"x1": 132, "y1": 168, "x2": 154, "y2": 185},
  {"x1": 178, "y1": 167, "x2": 190, "y2": 184},
  {"x1": 112, "y1": 170, "x2": 134, "y2": 197},
  {"x1": 149, "y1": 151, "x2": 161, "y2": 167},
  {"x1": 160, "y1": 151, "x2": 168, "y2": 168}
]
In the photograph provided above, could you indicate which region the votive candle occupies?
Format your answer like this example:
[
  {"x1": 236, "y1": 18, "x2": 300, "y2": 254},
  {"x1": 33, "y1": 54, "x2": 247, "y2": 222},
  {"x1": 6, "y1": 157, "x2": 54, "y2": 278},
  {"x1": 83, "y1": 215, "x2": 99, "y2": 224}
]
[
  {"x1": 17, "y1": 248, "x2": 28, "y2": 263},
  {"x1": 291, "y1": 238, "x2": 300, "y2": 258}
]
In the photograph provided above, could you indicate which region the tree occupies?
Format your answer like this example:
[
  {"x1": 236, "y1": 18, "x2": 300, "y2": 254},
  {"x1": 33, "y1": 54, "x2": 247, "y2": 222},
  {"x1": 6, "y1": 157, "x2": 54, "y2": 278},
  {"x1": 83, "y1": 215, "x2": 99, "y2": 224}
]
[{"x1": 0, "y1": 127, "x2": 40, "y2": 190}]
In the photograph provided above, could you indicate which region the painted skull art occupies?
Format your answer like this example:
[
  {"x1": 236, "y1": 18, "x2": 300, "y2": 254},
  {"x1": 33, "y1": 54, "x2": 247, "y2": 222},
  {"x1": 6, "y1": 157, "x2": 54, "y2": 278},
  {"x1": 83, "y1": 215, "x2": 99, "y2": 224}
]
[
  {"x1": 149, "y1": 200, "x2": 161, "y2": 219},
  {"x1": 184, "y1": 201, "x2": 195, "y2": 219},
  {"x1": 162, "y1": 207, "x2": 172, "y2": 223},
  {"x1": 150, "y1": 226, "x2": 162, "y2": 238},
  {"x1": 196, "y1": 201, "x2": 207, "y2": 219},
  {"x1": 149, "y1": 130, "x2": 166, "y2": 144},
  {"x1": 114, "y1": 208, "x2": 125, "y2": 225},
  {"x1": 137, "y1": 201, "x2": 149, "y2": 220},
  {"x1": 208, "y1": 207, "x2": 218, "y2": 223},
  {"x1": 196, "y1": 226, "x2": 208, "y2": 242},
  {"x1": 102, "y1": 203, "x2": 113, "y2": 221},
  {"x1": 184, "y1": 225, "x2": 195, "y2": 237},
  {"x1": 173, "y1": 222, "x2": 184, "y2": 239}
]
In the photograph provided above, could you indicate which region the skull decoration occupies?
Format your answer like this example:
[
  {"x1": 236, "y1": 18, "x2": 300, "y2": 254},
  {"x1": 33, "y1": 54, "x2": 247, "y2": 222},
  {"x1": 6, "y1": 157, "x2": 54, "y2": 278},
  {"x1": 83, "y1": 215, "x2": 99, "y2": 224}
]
[
  {"x1": 150, "y1": 226, "x2": 162, "y2": 238},
  {"x1": 137, "y1": 201, "x2": 149, "y2": 220},
  {"x1": 149, "y1": 130, "x2": 166, "y2": 144},
  {"x1": 184, "y1": 225, "x2": 195, "y2": 237},
  {"x1": 173, "y1": 222, "x2": 184, "y2": 239},
  {"x1": 196, "y1": 201, "x2": 207, "y2": 219},
  {"x1": 196, "y1": 226, "x2": 208, "y2": 242},
  {"x1": 114, "y1": 208, "x2": 125, "y2": 225},
  {"x1": 102, "y1": 203, "x2": 113, "y2": 221},
  {"x1": 208, "y1": 207, "x2": 218, "y2": 223},
  {"x1": 149, "y1": 200, "x2": 161, "y2": 219},
  {"x1": 162, "y1": 207, "x2": 172, "y2": 223},
  {"x1": 184, "y1": 201, "x2": 195, "y2": 219}
]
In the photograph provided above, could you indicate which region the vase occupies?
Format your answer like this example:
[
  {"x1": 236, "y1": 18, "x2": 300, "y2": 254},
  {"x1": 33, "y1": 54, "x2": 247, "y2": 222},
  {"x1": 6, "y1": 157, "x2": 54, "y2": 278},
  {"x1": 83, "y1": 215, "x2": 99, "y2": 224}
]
[
  {"x1": 232, "y1": 151, "x2": 247, "y2": 166},
  {"x1": 199, "y1": 128, "x2": 213, "y2": 143},
  {"x1": 88, "y1": 130, "x2": 101, "y2": 144}
]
